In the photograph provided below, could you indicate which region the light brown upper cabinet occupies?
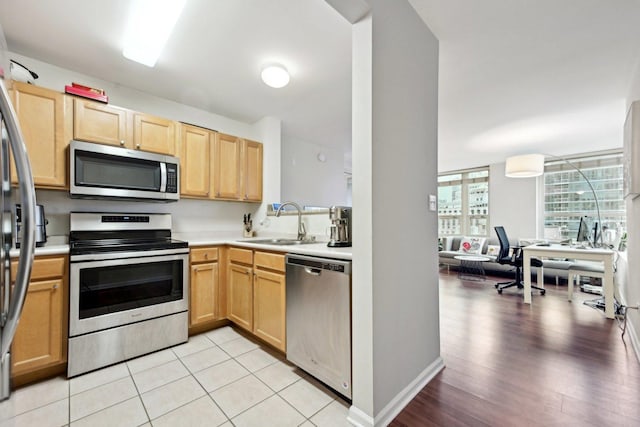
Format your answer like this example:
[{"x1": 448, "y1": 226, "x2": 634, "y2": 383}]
[
  {"x1": 212, "y1": 133, "x2": 263, "y2": 202},
  {"x1": 74, "y1": 100, "x2": 177, "y2": 156},
  {"x1": 179, "y1": 124, "x2": 212, "y2": 198},
  {"x1": 74, "y1": 99, "x2": 131, "y2": 148},
  {"x1": 9, "y1": 81, "x2": 72, "y2": 188},
  {"x1": 242, "y1": 139, "x2": 263, "y2": 202},
  {"x1": 214, "y1": 133, "x2": 242, "y2": 199},
  {"x1": 133, "y1": 112, "x2": 177, "y2": 155}
]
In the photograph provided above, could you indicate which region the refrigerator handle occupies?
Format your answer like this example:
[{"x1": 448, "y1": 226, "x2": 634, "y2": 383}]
[{"x1": 0, "y1": 79, "x2": 36, "y2": 360}]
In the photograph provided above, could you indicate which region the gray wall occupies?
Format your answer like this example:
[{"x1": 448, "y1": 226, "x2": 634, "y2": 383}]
[
  {"x1": 350, "y1": 0, "x2": 440, "y2": 421},
  {"x1": 624, "y1": 61, "x2": 640, "y2": 357},
  {"x1": 280, "y1": 135, "x2": 349, "y2": 207},
  {"x1": 489, "y1": 162, "x2": 538, "y2": 239}
]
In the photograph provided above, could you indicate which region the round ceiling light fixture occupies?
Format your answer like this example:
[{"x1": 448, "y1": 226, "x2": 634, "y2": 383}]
[{"x1": 261, "y1": 64, "x2": 290, "y2": 88}]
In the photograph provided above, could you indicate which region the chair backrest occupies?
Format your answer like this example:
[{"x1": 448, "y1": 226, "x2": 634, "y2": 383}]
[{"x1": 494, "y1": 226, "x2": 511, "y2": 261}]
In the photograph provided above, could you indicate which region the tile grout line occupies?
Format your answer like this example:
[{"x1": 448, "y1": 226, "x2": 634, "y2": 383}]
[
  {"x1": 171, "y1": 344, "x2": 232, "y2": 424},
  {"x1": 3, "y1": 376, "x2": 70, "y2": 422},
  {"x1": 125, "y1": 360, "x2": 152, "y2": 425},
  {"x1": 6, "y1": 326, "x2": 344, "y2": 427}
]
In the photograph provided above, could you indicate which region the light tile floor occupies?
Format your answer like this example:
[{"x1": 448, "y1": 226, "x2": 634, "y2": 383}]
[{"x1": 0, "y1": 327, "x2": 351, "y2": 427}]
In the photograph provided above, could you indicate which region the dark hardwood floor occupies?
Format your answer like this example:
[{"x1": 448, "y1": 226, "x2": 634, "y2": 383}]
[{"x1": 390, "y1": 270, "x2": 640, "y2": 427}]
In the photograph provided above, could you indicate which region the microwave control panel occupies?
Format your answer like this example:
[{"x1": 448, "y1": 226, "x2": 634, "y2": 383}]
[{"x1": 166, "y1": 164, "x2": 178, "y2": 193}]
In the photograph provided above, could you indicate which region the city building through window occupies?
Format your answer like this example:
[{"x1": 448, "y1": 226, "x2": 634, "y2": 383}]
[
  {"x1": 543, "y1": 151, "x2": 626, "y2": 243},
  {"x1": 438, "y1": 168, "x2": 489, "y2": 236}
]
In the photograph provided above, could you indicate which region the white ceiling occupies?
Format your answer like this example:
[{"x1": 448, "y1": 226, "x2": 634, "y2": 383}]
[
  {"x1": 412, "y1": 0, "x2": 640, "y2": 171},
  {"x1": 0, "y1": 0, "x2": 352, "y2": 151},
  {"x1": 3, "y1": 1, "x2": 640, "y2": 173}
]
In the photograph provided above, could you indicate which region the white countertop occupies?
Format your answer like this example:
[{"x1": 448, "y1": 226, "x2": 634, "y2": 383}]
[
  {"x1": 10, "y1": 232, "x2": 352, "y2": 261},
  {"x1": 174, "y1": 231, "x2": 352, "y2": 261},
  {"x1": 10, "y1": 235, "x2": 69, "y2": 258}
]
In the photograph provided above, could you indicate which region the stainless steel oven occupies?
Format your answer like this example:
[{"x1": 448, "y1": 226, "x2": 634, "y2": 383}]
[{"x1": 68, "y1": 212, "x2": 188, "y2": 377}]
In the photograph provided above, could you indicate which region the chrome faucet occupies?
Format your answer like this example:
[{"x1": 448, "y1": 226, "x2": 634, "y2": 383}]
[{"x1": 276, "y1": 201, "x2": 307, "y2": 241}]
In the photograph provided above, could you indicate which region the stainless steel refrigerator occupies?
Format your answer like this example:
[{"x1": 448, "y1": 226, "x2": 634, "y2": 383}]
[{"x1": 0, "y1": 23, "x2": 37, "y2": 402}]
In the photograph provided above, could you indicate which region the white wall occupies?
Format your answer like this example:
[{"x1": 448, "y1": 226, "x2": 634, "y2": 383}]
[
  {"x1": 350, "y1": 0, "x2": 441, "y2": 424},
  {"x1": 489, "y1": 162, "x2": 538, "y2": 239},
  {"x1": 10, "y1": 53, "x2": 281, "y2": 235},
  {"x1": 281, "y1": 135, "x2": 349, "y2": 207}
]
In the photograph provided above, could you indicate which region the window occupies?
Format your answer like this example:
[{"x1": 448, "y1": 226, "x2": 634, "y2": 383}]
[
  {"x1": 438, "y1": 168, "x2": 489, "y2": 236},
  {"x1": 543, "y1": 152, "x2": 626, "y2": 241}
]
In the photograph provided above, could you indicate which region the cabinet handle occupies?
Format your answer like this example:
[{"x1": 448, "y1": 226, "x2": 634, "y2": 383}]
[
  {"x1": 52, "y1": 284, "x2": 58, "y2": 290},
  {"x1": 136, "y1": 143, "x2": 141, "y2": 149},
  {"x1": 120, "y1": 140, "x2": 125, "y2": 146},
  {"x1": 204, "y1": 253, "x2": 209, "y2": 259}
]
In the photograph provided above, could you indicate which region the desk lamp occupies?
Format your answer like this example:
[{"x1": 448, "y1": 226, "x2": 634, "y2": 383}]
[{"x1": 505, "y1": 153, "x2": 604, "y2": 248}]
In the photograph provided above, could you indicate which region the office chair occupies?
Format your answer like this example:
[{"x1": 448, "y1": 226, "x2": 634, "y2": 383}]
[{"x1": 494, "y1": 226, "x2": 545, "y2": 295}]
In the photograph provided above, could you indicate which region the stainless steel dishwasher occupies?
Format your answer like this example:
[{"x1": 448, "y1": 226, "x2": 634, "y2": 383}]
[{"x1": 286, "y1": 254, "x2": 352, "y2": 399}]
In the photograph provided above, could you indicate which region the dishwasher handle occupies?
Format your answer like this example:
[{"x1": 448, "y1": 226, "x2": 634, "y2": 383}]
[
  {"x1": 304, "y1": 267, "x2": 321, "y2": 276},
  {"x1": 285, "y1": 254, "x2": 351, "y2": 275}
]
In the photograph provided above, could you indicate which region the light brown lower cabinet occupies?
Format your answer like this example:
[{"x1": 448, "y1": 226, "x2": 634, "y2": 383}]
[
  {"x1": 226, "y1": 247, "x2": 286, "y2": 352},
  {"x1": 253, "y1": 268, "x2": 286, "y2": 351},
  {"x1": 10, "y1": 255, "x2": 68, "y2": 379},
  {"x1": 227, "y1": 248, "x2": 254, "y2": 332},
  {"x1": 189, "y1": 247, "x2": 220, "y2": 327}
]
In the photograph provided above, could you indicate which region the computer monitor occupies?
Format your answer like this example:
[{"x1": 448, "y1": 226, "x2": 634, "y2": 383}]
[{"x1": 576, "y1": 216, "x2": 591, "y2": 244}]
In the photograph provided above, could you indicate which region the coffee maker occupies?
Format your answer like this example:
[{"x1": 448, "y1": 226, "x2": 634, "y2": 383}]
[
  {"x1": 15, "y1": 204, "x2": 47, "y2": 248},
  {"x1": 327, "y1": 206, "x2": 352, "y2": 247}
]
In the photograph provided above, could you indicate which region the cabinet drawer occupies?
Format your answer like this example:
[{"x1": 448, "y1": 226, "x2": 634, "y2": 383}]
[
  {"x1": 254, "y1": 251, "x2": 285, "y2": 273},
  {"x1": 11, "y1": 256, "x2": 66, "y2": 281},
  {"x1": 229, "y1": 247, "x2": 253, "y2": 265},
  {"x1": 191, "y1": 247, "x2": 219, "y2": 263}
]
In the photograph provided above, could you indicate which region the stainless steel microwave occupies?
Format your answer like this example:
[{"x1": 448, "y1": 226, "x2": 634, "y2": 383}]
[{"x1": 70, "y1": 140, "x2": 180, "y2": 202}]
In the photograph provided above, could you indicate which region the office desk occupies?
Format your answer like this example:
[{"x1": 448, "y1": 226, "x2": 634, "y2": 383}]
[{"x1": 522, "y1": 245, "x2": 616, "y2": 319}]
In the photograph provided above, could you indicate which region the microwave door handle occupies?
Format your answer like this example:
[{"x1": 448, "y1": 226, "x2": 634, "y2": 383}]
[
  {"x1": 0, "y1": 79, "x2": 36, "y2": 361},
  {"x1": 160, "y1": 162, "x2": 167, "y2": 192}
]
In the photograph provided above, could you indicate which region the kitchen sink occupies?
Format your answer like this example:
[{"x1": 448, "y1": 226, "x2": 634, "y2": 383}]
[{"x1": 242, "y1": 238, "x2": 317, "y2": 246}]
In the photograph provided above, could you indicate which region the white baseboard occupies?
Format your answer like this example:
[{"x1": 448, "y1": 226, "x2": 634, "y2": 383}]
[
  {"x1": 348, "y1": 356, "x2": 445, "y2": 427},
  {"x1": 348, "y1": 405, "x2": 375, "y2": 427},
  {"x1": 626, "y1": 314, "x2": 640, "y2": 364}
]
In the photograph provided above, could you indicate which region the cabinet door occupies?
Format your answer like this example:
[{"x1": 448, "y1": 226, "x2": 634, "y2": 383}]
[
  {"x1": 74, "y1": 99, "x2": 131, "y2": 148},
  {"x1": 243, "y1": 139, "x2": 263, "y2": 201},
  {"x1": 214, "y1": 133, "x2": 242, "y2": 199},
  {"x1": 10, "y1": 82, "x2": 71, "y2": 188},
  {"x1": 227, "y1": 263, "x2": 253, "y2": 331},
  {"x1": 11, "y1": 278, "x2": 65, "y2": 375},
  {"x1": 190, "y1": 262, "x2": 219, "y2": 326},
  {"x1": 180, "y1": 124, "x2": 211, "y2": 197},
  {"x1": 253, "y1": 269, "x2": 286, "y2": 351},
  {"x1": 133, "y1": 112, "x2": 176, "y2": 155}
]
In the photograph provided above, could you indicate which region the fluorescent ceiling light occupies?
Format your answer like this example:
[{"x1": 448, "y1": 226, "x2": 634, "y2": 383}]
[
  {"x1": 122, "y1": 0, "x2": 187, "y2": 67},
  {"x1": 261, "y1": 64, "x2": 290, "y2": 88}
]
